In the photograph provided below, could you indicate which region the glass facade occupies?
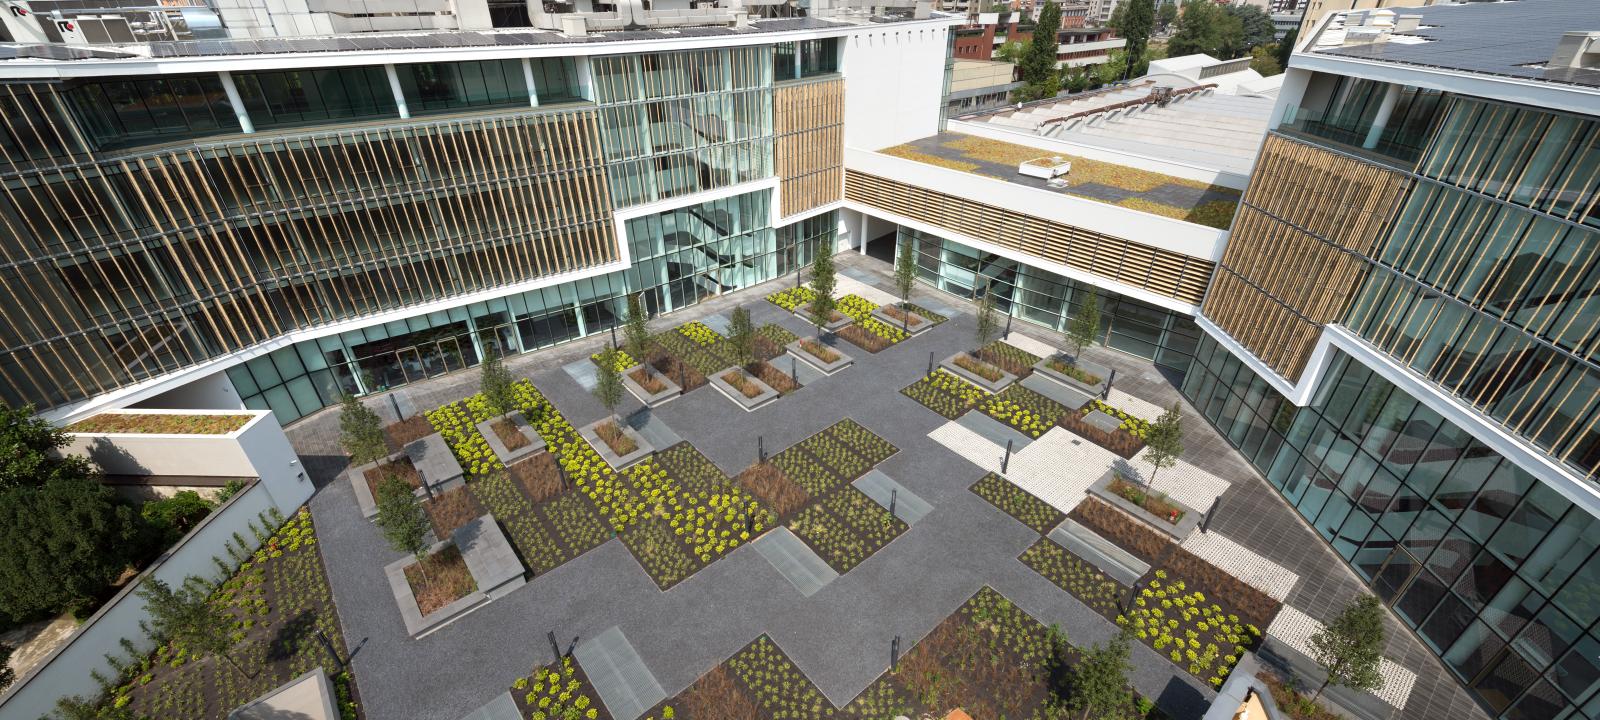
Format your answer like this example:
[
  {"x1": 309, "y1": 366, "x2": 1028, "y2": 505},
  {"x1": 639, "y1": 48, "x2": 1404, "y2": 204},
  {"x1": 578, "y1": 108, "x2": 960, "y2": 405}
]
[
  {"x1": 591, "y1": 47, "x2": 774, "y2": 207},
  {"x1": 397, "y1": 59, "x2": 530, "y2": 115},
  {"x1": 61, "y1": 74, "x2": 241, "y2": 150},
  {"x1": 902, "y1": 227, "x2": 1200, "y2": 373},
  {"x1": 1279, "y1": 72, "x2": 1446, "y2": 164},
  {"x1": 773, "y1": 38, "x2": 840, "y2": 81},
  {"x1": 227, "y1": 205, "x2": 836, "y2": 424},
  {"x1": 1184, "y1": 335, "x2": 1600, "y2": 719},
  {"x1": 233, "y1": 65, "x2": 397, "y2": 130}
]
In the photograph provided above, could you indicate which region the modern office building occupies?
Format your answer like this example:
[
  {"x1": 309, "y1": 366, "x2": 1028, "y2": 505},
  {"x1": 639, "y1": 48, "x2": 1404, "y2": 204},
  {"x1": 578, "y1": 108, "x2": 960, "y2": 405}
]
[{"x1": 1185, "y1": 3, "x2": 1600, "y2": 719}]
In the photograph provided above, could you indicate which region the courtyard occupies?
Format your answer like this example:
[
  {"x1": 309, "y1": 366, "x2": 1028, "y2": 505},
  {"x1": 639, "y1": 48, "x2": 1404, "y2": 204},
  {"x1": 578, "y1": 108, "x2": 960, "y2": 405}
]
[{"x1": 276, "y1": 254, "x2": 1488, "y2": 720}]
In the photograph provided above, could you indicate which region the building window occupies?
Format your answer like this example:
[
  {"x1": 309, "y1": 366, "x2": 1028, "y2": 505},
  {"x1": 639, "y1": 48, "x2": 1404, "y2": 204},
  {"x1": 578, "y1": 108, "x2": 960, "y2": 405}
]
[
  {"x1": 234, "y1": 66, "x2": 396, "y2": 130},
  {"x1": 397, "y1": 59, "x2": 529, "y2": 115},
  {"x1": 61, "y1": 74, "x2": 240, "y2": 150}
]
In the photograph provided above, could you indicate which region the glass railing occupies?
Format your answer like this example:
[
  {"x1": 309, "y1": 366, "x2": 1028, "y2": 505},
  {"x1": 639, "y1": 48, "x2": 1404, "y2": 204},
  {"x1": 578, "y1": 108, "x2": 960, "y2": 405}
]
[{"x1": 1277, "y1": 107, "x2": 1429, "y2": 167}]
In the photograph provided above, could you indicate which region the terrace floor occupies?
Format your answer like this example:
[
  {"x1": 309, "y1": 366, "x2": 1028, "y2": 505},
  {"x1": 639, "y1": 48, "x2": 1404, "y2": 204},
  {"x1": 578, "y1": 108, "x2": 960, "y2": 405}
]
[
  {"x1": 286, "y1": 252, "x2": 1488, "y2": 720},
  {"x1": 879, "y1": 133, "x2": 1241, "y2": 229}
]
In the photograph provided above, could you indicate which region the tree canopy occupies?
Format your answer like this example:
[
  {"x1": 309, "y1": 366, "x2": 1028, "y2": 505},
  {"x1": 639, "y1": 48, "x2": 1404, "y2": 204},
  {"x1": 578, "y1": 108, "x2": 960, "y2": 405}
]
[
  {"x1": 623, "y1": 292, "x2": 651, "y2": 365},
  {"x1": 0, "y1": 404, "x2": 93, "y2": 491},
  {"x1": 592, "y1": 346, "x2": 625, "y2": 417},
  {"x1": 1310, "y1": 595, "x2": 1386, "y2": 700},
  {"x1": 727, "y1": 306, "x2": 755, "y2": 368},
  {"x1": 1068, "y1": 629, "x2": 1134, "y2": 719},
  {"x1": 479, "y1": 352, "x2": 515, "y2": 417},
  {"x1": 1225, "y1": 3, "x2": 1277, "y2": 57},
  {"x1": 0, "y1": 476, "x2": 144, "y2": 621},
  {"x1": 1117, "y1": 0, "x2": 1156, "y2": 81},
  {"x1": 137, "y1": 575, "x2": 244, "y2": 676},
  {"x1": 1016, "y1": 0, "x2": 1062, "y2": 101},
  {"x1": 1144, "y1": 403, "x2": 1185, "y2": 485},
  {"x1": 1167, "y1": 0, "x2": 1243, "y2": 60},
  {"x1": 338, "y1": 394, "x2": 387, "y2": 466},
  {"x1": 808, "y1": 248, "x2": 838, "y2": 335}
]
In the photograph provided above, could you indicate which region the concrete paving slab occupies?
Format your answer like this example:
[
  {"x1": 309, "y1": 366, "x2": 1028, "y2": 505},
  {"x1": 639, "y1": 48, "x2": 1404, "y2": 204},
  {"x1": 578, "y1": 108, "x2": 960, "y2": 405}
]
[
  {"x1": 752, "y1": 527, "x2": 839, "y2": 597},
  {"x1": 563, "y1": 358, "x2": 598, "y2": 391},
  {"x1": 456, "y1": 691, "x2": 521, "y2": 720},
  {"x1": 625, "y1": 409, "x2": 683, "y2": 451},
  {"x1": 1021, "y1": 373, "x2": 1094, "y2": 411},
  {"x1": 575, "y1": 626, "x2": 666, "y2": 720},
  {"x1": 699, "y1": 312, "x2": 732, "y2": 336},
  {"x1": 853, "y1": 470, "x2": 933, "y2": 525},
  {"x1": 956, "y1": 410, "x2": 1034, "y2": 452}
]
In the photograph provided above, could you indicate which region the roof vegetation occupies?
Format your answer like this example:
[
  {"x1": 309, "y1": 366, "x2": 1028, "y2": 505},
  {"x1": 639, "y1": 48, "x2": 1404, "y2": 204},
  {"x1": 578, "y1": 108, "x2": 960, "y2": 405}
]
[{"x1": 67, "y1": 413, "x2": 252, "y2": 435}]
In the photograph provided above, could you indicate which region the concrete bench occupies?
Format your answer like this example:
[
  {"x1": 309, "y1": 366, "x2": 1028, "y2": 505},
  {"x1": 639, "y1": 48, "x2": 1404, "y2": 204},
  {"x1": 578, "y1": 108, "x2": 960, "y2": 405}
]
[{"x1": 1050, "y1": 519, "x2": 1150, "y2": 586}]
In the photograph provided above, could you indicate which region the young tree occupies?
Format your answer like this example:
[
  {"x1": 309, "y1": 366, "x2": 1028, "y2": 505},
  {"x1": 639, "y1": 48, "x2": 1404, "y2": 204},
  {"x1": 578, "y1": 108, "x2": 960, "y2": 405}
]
[
  {"x1": 1144, "y1": 403, "x2": 1185, "y2": 485},
  {"x1": 1118, "y1": 0, "x2": 1156, "y2": 81},
  {"x1": 727, "y1": 306, "x2": 755, "y2": 368},
  {"x1": 479, "y1": 352, "x2": 515, "y2": 417},
  {"x1": 374, "y1": 476, "x2": 433, "y2": 584},
  {"x1": 894, "y1": 238, "x2": 917, "y2": 319},
  {"x1": 1068, "y1": 629, "x2": 1133, "y2": 720},
  {"x1": 1065, "y1": 296, "x2": 1102, "y2": 359},
  {"x1": 137, "y1": 576, "x2": 244, "y2": 677},
  {"x1": 623, "y1": 292, "x2": 651, "y2": 366},
  {"x1": 592, "y1": 346, "x2": 625, "y2": 419},
  {"x1": 974, "y1": 284, "x2": 1000, "y2": 351},
  {"x1": 1309, "y1": 595, "x2": 1386, "y2": 701},
  {"x1": 338, "y1": 394, "x2": 387, "y2": 466},
  {"x1": 0, "y1": 477, "x2": 142, "y2": 621},
  {"x1": 808, "y1": 247, "x2": 838, "y2": 336},
  {"x1": 0, "y1": 403, "x2": 93, "y2": 491},
  {"x1": 1016, "y1": 0, "x2": 1062, "y2": 101}
]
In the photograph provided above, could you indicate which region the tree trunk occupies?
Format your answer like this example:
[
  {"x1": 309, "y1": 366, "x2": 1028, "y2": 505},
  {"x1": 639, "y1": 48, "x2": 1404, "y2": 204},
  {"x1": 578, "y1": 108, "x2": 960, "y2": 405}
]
[
  {"x1": 416, "y1": 553, "x2": 433, "y2": 587},
  {"x1": 1312, "y1": 677, "x2": 1330, "y2": 702}
]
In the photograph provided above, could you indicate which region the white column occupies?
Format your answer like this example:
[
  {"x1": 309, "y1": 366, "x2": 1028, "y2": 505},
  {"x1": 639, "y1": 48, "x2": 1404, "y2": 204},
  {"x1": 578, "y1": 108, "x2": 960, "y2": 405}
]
[
  {"x1": 1362, "y1": 83, "x2": 1402, "y2": 150},
  {"x1": 521, "y1": 57, "x2": 540, "y2": 108},
  {"x1": 384, "y1": 64, "x2": 411, "y2": 119},
  {"x1": 217, "y1": 71, "x2": 254, "y2": 134}
]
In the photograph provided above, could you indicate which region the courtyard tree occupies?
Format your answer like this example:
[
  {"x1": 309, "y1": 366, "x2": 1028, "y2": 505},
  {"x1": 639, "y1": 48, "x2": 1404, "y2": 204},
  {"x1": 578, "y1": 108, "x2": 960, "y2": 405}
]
[
  {"x1": 338, "y1": 394, "x2": 387, "y2": 466},
  {"x1": 808, "y1": 247, "x2": 838, "y2": 336},
  {"x1": 137, "y1": 575, "x2": 245, "y2": 677},
  {"x1": 1309, "y1": 595, "x2": 1386, "y2": 701},
  {"x1": 0, "y1": 403, "x2": 93, "y2": 491},
  {"x1": 975, "y1": 283, "x2": 1000, "y2": 350},
  {"x1": 593, "y1": 346, "x2": 626, "y2": 419},
  {"x1": 0, "y1": 476, "x2": 143, "y2": 621},
  {"x1": 1068, "y1": 628, "x2": 1133, "y2": 720},
  {"x1": 1144, "y1": 403, "x2": 1185, "y2": 485},
  {"x1": 728, "y1": 306, "x2": 755, "y2": 368},
  {"x1": 894, "y1": 237, "x2": 917, "y2": 330},
  {"x1": 375, "y1": 476, "x2": 433, "y2": 584},
  {"x1": 1016, "y1": 0, "x2": 1062, "y2": 101},
  {"x1": 623, "y1": 292, "x2": 651, "y2": 366},
  {"x1": 1065, "y1": 296, "x2": 1102, "y2": 359},
  {"x1": 479, "y1": 352, "x2": 515, "y2": 417}
]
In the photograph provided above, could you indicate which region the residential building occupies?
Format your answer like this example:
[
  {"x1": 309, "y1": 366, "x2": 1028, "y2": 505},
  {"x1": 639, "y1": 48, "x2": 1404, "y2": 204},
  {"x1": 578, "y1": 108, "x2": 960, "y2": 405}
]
[
  {"x1": 945, "y1": 58, "x2": 1023, "y2": 114},
  {"x1": 1187, "y1": 3, "x2": 1600, "y2": 719},
  {"x1": 950, "y1": 9, "x2": 1121, "y2": 67}
]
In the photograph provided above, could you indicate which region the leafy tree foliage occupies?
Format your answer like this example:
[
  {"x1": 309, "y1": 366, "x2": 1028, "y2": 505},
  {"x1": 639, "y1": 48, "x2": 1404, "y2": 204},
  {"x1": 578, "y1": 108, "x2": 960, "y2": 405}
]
[
  {"x1": 137, "y1": 575, "x2": 244, "y2": 676},
  {"x1": 0, "y1": 643, "x2": 14, "y2": 694},
  {"x1": 140, "y1": 490, "x2": 215, "y2": 546},
  {"x1": 623, "y1": 292, "x2": 651, "y2": 366},
  {"x1": 727, "y1": 306, "x2": 755, "y2": 368},
  {"x1": 0, "y1": 404, "x2": 92, "y2": 491},
  {"x1": 0, "y1": 477, "x2": 143, "y2": 621},
  {"x1": 1117, "y1": 0, "x2": 1156, "y2": 81},
  {"x1": 1275, "y1": 28, "x2": 1298, "y2": 69},
  {"x1": 1310, "y1": 595, "x2": 1386, "y2": 700},
  {"x1": 1156, "y1": 1, "x2": 1177, "y2": 32},
  {"x1": 592, "y1": 346, "x2": 625, "y2": 417},
  {"x1": 1068, "y1": 629, "x2": 1134, "y2": 719},
  {"x1": 1250, "y1": 45, "x2": 1282, "y2": 76},
  {"x1": 808, "y1": 248, "x2": 838, "y2": 335},
  {"x1": 479, "y1": 352, "x2": 516, "y2": 417},
  {"x1": 996, "y1": 40, "x2": 1027, "y2": 64},
  {"x1": 1066, "y1": 296, "x2": 1101, "y2": 358},
  {"x1": 975, "y1": 284, "x2": 1000, "y2": 350},
  {"x1": 338, "y1": 394, "x2": 387, "y2": 466},
  {"x1": 1167, "y1": 0, "x2": 1243, "y2": 60},
  {"x1": 895, "y1": 238, "x2": 917, "y2": 310},
  {"x1": 375, "y1": 475, "x2": 433, "y2": 585},
  {"x1": 1144, "y1": 403, "x2": 1185, "y2": 485},
  {"x1": 1016, "y1": 0, "x2": 1062, "y2": 101},
  {"x1": 1225, "y1": 2, "x2": 1277, "y2": 56}
]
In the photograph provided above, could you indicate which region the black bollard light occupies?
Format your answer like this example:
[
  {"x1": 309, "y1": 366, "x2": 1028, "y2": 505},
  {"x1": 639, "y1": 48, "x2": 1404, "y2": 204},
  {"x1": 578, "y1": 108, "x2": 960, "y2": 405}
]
[
  {"x1": 547, "y1": 631, "x2": 561, "y2": 660},
  {"x1": 316, "y1": 629, "x2": 345, "y2": 670},
  {"x1": 389, "y1": 393, "x2": 403, "y2": 421},
  {"x1": 1002, "y1": 439, "x2": 1014, "y2": 474},
  {"x1": 928, "y1": 351, "x2": 935, "y2": 376},
  {"x1": 890, "y1": 488, "x2": 898, "y2": 518},
  {"x1": 891, "y1": 635, "x2": 901, "y2": 670},
  {"x1": 758, "y1": 435, "x2": 765, "y2": 464},
  {"x1": 1202, "y1": 497, "x2": 1222, "y2": 534}
]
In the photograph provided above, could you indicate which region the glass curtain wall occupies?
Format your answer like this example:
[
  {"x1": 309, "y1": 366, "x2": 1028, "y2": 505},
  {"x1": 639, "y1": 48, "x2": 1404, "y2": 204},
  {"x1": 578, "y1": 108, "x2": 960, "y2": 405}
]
[
  {"x1": 229, "y1": 206, "x2": 836, "y2": 424},
  {"x1": 902, "y1": 227, "x2": 1200, "y2": 372},
  {"x1": 396, "y1": 59, "x2": 529, "y2": 115},
  {"x1": 232, "y1": 66, "x2": 397, "y2": 130},
  {"x1": 1278, "y1": 74, "x2": 1446, "y2": 164},
  {"x1": 60, "y1": 74, "x2": 241, "y2": 150},
  {"x1": 590, "y1": 47, "x2": 774, "y2": 207}
]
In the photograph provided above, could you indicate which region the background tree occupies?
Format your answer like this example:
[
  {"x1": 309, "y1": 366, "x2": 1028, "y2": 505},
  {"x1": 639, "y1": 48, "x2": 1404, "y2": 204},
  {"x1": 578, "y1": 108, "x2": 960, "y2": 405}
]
[
  {"x1": 894, "y1": 238, "x2": 917, "y2": 313},
  {"x1": 808, "y1": 248, "x2": 838, "y2": 336},
  {"x1": 727, "y1": 306, "x2": 755, "y2": 368},
  {"x1": 1143, "y1": 403, "x2": 1185, "y2": 485},
  {"x1": 592, "y1": 347, "x2": 625, "y2": 419},
  {"x1": 1015, "y1": 0, "x2": 1061, "y2": 101},
  {"x1": 141, "y1": 490, "x2": 216, "y2": 547},
  {"x1": 1275, "y1": 28, "x2": 1298, "y2": 69},
  {"x1": 974, "y1": 284, "x2": 1000, "y2": 351},
  {"x1": 996, "y1": 40, "x2": 1027, "y2": 64},
  {"x1": 1068, "y1": 629, "x2": 1133, "y2": 720},
  {"x1": 623, "y1": 292, "x2": 651, "y2": 366},
  {"x1": 1156, "y1": 1, "x2": 1177, "y2": 33},
  {"x1": 1061, "y1": 67, "x2": 1090, "y2": 93},
  {"x1": 1249, "y1": 44, "x2": 1282, "y2": 76},
  {"x1": 0, "y1": 404, "x2": 93, "y2": 491},
  {"x1": 479, "y1": 353, "x2": 515, "y2": 417},
  {"x1": 1167, "y1": 0, "x2": 1242, "y2": 59},
  {"x1": 137, "y1": 576, "x2": 244, "y2": 677},
  {"x1": 375, "y1": 476, "x2": 432, "y2": 584},
  {"x1": 1117, "y1": 0, "x2": 1155, "y2": 80},
  {"x1": 1224, "y1": 2, "x2": 1276, "y2": 57},
  {"x1": 0, "y1": 477, "x2": 142, "y2": 621},
  {"x1": 338, "y1": 394, "x2": 387, "y2": 466},
  {"x1": 1309, "y1": 595, "x2": 1386, "y2": 701},
  {"x1": 1066, "y1": 296, "x2": 1102, "y2": 358},
  {"x1": 0, "y1": 643, "x2": 14, "y2": 694}
]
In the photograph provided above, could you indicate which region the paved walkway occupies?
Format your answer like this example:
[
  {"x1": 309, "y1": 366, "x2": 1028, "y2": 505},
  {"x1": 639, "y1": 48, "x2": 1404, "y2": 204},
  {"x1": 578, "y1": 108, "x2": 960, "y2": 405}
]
[{"x1": 286, "y1": 253, "x2": 1487, "y2": 720}]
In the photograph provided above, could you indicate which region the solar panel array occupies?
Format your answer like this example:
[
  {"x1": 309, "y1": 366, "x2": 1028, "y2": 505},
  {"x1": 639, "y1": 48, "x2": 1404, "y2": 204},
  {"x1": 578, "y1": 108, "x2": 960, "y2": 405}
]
[{"x1": 1315, "y1": 0, "x2": 1600, "y2": 89}]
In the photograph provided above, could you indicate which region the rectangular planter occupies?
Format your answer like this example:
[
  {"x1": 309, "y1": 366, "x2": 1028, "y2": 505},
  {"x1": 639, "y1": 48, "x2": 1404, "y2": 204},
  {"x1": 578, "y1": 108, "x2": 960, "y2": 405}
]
[
  {"x1": 710, "y1": 366, "x2": 780, "y2": 412},
  {"x1": 621, "y1": 364, "x2": 682, "y2": 407},
  {"x1": 452, "y1": 514, "x2": 526, "y2": 599},
  {"x1": 870, "y1": 305, "x2": 933, "y2": 336},
  {"x1": 1087, "y1": 469, "x2": 1201, "y2": 542},
  {"x1": 1033, "y1": 354, "x2": 1110, "y2": 397},
  {"x1": 348, "y1": 451, "x2": 424, "y2": 521},
  {"x1": 786, "y1": 338, "x2": 853, "y2": 375},
  {"x1": 475, "y1": 411, "x2": 546, "y2": 467},
  {"x1": 385, "y1": 538, "x2": 490, "y2": 639},
  {"x1": 580, "y1": 416, "x2": 654, "y2": 469},
  {"x1": 793, "y1": 309, "x2": 852, "y2": 332},
  {"x1": 404, "y1": 433, "x2": 466, "y2": 490},
  {"x1": 940, "y1": 352, "x2": 1018, "y2": 393}
]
